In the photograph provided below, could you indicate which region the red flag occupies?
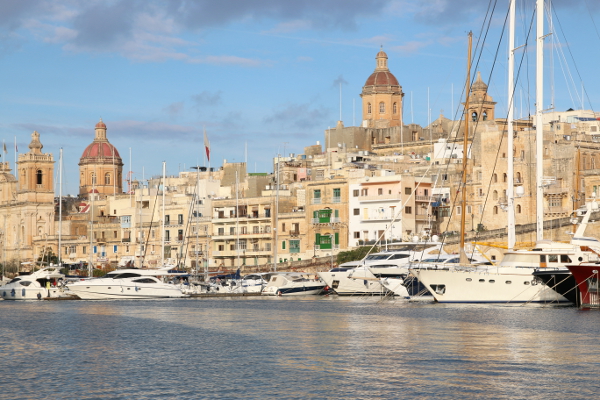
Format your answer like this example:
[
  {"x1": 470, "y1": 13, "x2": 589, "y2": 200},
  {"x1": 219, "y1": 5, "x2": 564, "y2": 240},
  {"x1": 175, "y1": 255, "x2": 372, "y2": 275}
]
[{"x1": 203, "y1": 130, "x2": 210, "y2": 162}]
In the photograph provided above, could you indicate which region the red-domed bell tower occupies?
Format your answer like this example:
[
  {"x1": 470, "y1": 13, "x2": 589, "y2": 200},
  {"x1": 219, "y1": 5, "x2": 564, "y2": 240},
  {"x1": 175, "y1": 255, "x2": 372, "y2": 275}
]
[
  {"x1": 79, "y1": 119, "x2": 124, "y2": 197},
  {"x1": 360, "y1": 48, "x2": 404, "y2": 129}
]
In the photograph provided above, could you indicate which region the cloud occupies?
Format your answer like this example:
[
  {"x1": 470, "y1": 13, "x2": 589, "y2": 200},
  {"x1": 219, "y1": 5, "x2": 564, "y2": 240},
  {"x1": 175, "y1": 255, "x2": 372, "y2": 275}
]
[
  {"x1": 164, "y1": 102, "x2": 185, "y2": 118},
  {"x1": 263, "y1": 102, "x2": 331, "y2": 130},
  {"x1": 111, "y1": 120, "x2": 196, "y2": 140},
  {"x1": 332, "y1": 74, "x2": 348, "y2": 88},
  {"x1": 192, "y1": 91, "x2": 223, "y2": 106},
  {"x1": 391, "y1": 39, "x2": 433, "y2": 55}
]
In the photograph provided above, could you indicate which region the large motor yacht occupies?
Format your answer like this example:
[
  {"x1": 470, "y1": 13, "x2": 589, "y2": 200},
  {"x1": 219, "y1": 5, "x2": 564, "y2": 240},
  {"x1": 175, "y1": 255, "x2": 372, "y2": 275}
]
[
  {"x1": 262, "y1": 272, "x2": 325, "y2": 296},
  {"x1": 65, "y1": 268, "x2": 189, "y2": 300}
]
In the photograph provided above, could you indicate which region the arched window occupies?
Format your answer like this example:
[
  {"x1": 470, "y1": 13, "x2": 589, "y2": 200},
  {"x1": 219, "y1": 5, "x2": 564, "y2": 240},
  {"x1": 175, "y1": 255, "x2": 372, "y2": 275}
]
[
  {"x1": 516, "y1": 204, "x2": 522, "y2": 214},
  {"x1": 379, "y1": 102, "x2": 385, "y2": 113},
  {"x1": 493, "y1": 190, "x2": 498, "y2": 200},
  {"x1": 503, "y1": 173, "x2": 508, "y2": 183},
  {"x1": 91, "y1": 172, "x2": 96, "y2": 185},
  {"x1": 393, "y1": 102, "x2": 397, "y2": 114},
  {"x1": 493, "y1": 206, "x2": 498, "y2": 215},
  {"x1": 492, "y1": 173, "x2": 497, "y2": 183},
  {"x1": 472, "y1": 112, "x2": 478, "y2": 122},
  {"x1": 105, "y1": 172, "x2": 111, "y2": 185},
  {"x1": 516, "y1": 172, "x2": 521, "y2": 183},
  {"x1": 36, "y1": 170, "x2": 43, "y2": 185},
  {"x1": 483, "y1": 111, "x2": 488, "y2": 121},
  {"x1": 367, "y1": 103, "x2": 372, "y2": 114}
]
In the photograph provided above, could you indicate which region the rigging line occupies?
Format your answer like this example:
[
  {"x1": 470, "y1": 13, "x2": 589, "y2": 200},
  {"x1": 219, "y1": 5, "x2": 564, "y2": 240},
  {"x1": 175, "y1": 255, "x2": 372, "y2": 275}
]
[
  {"x1": 142, "y1": 178, "x2": 161, "y2": 264},
  {"x1": 584, "y1": 0, "x2": 600, "y2": 44},
  {"x1": 551, "y1": 5, "x2": 596, "y2": 113}
]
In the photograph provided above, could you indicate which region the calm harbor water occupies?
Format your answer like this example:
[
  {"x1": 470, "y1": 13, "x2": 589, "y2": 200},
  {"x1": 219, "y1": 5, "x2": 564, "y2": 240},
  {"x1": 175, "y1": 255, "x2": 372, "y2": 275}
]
[{"x1": 1, "y1": 297, "x2": 599, "y2": 399}]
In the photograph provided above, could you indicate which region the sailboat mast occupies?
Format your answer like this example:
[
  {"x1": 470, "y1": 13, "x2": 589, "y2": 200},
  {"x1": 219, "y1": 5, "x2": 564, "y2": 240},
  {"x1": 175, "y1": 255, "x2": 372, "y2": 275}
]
[
  {"x1": 536, "y1": 0, "x2": 545, "y2": 241},
  {"x1": 507, "y1": 0, "x2": 516, "y2": 250},
  {"x1": 459, "y1": 31, "x2": 473, "y2": 262},
  {"x1": 236, "y1": 170, "x2": 240, "y2": 269},
  {"x1": 58, "y1": 148, "x2": 63, "y2": 268},
  {"x1": 161, "y1": 161, "x2": 166, "y2": 267}
]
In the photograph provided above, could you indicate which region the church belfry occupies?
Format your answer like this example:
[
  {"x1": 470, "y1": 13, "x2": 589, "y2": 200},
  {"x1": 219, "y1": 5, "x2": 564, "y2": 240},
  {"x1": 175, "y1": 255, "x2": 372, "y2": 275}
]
[
  {"x1": 17, "y1": 131, "x2": 54, "y2": 202},
  {"x1": 360, "y1": 48, "x2": 403, "y2": 129},
  {"x1": 466, "y1": 71, "x2": 497, "y2": 122}
]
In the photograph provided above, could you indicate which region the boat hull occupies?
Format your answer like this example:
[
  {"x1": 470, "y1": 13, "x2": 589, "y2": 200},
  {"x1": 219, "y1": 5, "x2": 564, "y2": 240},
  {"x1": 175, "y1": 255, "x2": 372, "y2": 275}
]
[
  {"x1": 566, "y1": 264, "x2": 600, "y2": 308},
  {"x1": 532, "y1": 269, "x2": 578, "y2": 305},
  {"x1": 411, "y1": 267, "x2": 569, "y2": 303},
  {"x1": 317, "y1": 271, "x2": 387, "y2": 296},
  {"x1": 262, "y1": 285, "x2": 324, "y2": 296},
  {"x1": 66, "y1": 283, "x2": 187, "y2": 300}
]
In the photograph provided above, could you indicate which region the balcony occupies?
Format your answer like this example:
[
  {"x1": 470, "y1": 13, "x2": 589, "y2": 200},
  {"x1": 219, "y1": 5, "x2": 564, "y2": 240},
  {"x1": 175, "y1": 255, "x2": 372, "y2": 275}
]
[
  {"x1": 415, "y1": 195, "x2": 435, "y2": 202},
  {"x1": 359, "y1": 193, "x2": 399, "y2": 202},
  {"x1": 311, "y1": 217, "x2": 341, "y2": 224},
  {"x1": 332, "y1": 196, "x2": 341, "y2": 203},
  {"x1": 311, "y1": 198, "x2": 322, "y2": 205},
  {"x1": 415, "y1": 214, "x2": 437, "y2": 222},
  {"x1": 361, "y1": 215, "x2": 393, "y2": 222}
]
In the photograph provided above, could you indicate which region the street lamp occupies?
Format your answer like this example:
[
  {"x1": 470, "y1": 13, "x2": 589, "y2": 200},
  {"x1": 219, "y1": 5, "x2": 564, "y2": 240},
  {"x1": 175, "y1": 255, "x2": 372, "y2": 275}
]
[{"x1": 471, "y1": 214, "x2": 475, "y2": 232}]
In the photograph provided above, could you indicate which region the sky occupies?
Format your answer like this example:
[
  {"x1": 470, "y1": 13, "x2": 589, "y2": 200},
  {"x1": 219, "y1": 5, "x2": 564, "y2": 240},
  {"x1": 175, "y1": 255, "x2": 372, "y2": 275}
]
[{"x1": 0, "y1": 0, "x2": 599, "y2": 195}]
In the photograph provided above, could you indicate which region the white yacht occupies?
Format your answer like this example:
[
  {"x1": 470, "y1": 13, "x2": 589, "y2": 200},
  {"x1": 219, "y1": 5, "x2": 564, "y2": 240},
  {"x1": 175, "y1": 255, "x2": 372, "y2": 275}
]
[
  {"x1": 210, "y1": 273, "x2": 271, "y2": 294},
  {"x1": 262, "y1": 272, "x2": 325, "y2": 296},
  {"x1": 318, "y1": 243, "x2": 445, "y2": 296},
  {"x1": 410, "y1": 241, "x2": 598, "y2": 303},
  {"x1": 65, "y1": 268, "x2": 189, "y2": 300},
  {"x1": 0, "y1": 267, "x2": 67, "y2": 300}
]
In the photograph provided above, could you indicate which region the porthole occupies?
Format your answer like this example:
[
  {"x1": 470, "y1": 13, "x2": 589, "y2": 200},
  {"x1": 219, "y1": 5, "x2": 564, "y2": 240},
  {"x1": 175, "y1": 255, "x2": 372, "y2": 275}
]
[
  {"x1": 489, "y1": 280, "x2": 495, "y2": 283},
  {"x1": 127, "y1": 288, "x2": 131, "y2": 290},
  {"x1": 524, "y1": 281, "x2": 530, "y2": 285},
  {"x1": 479, "y1": 279, "x2": 485, "y2": 282},
  {"x1": 505, "y1": 281, "x2": 512, "y2": 284},
  {"x1": 466, "y1": 278, "x2": 472, "y2": 282},
  {"x1": 108, "y1": 287, "x2": 111, "y2": 289}
]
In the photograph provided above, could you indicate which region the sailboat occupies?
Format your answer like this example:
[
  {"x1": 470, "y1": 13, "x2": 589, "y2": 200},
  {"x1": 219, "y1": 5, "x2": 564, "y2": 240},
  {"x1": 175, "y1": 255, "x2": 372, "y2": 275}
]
[{"x1": 409, "y1": 0, "x2": 596, "y2": 303}]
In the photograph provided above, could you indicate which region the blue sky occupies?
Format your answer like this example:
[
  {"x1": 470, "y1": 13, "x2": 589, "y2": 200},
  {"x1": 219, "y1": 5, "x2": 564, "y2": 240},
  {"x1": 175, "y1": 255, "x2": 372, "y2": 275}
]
[{"x1": 0, "y1": 0, "x2": 598, "y2": 195}]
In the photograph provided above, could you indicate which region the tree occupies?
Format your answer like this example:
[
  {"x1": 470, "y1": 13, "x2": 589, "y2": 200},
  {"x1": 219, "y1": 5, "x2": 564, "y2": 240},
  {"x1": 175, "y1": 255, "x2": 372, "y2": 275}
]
[
  {"x1": 336, "y1": 246, "x2": 379, "y2": 264},
  {"x1": 37, "y1": 247, "x2": 58, "y2": 268}
]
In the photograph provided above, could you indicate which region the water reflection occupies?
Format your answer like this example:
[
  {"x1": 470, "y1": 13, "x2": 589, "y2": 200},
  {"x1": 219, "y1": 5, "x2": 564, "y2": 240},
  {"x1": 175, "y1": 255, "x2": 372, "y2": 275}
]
[{"x1": 1, "y1": 298, "x2": 599, "y2": 399}]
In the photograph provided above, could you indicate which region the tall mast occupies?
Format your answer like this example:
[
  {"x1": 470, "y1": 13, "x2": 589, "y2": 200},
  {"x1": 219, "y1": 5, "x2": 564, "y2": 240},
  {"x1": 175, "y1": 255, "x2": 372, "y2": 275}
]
[
  {"x1": 273, "y1": 155, "x2": 280, "y2": 272},
  {"x1": 196, "y1": 166, "x2": 200, "y2": 275},
  {"x1": 507, "y1": 0, "x2": 516, "y2": 250},
  {"x1": 536, "y1": 0, "x2": 545, "y2": 241},
  {"x1": 235, "y1": 169, "x2": 240, "y2": 269},
  {"x1": 161, "y1": 161, "x2": 166, "y2": 267},
  {"x1": 58, "y1": 148, "x2": 63, "y2": 268},
  {"x1": 459, "y1": 31, "x2": 473, "y2": 264}
]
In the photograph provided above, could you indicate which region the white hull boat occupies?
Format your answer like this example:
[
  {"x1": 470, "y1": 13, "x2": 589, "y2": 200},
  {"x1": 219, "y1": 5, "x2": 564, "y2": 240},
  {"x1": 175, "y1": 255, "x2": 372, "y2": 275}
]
[
  {"x1": 262, "y1": 273, "x2": 325, "y2": 296},
  {"x1": 0, "y1": 267, "x2": 67, "y2": 300},
  {"x1": 66, "y1": 268, "x2": 188, "y2": 300}
]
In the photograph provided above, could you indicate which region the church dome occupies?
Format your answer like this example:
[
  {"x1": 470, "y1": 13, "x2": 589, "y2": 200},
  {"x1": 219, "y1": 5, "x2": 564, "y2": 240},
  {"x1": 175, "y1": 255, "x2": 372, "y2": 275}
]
[
  {"x1": 364, "y1": 71, "x2": 399, "y2": 87},
  {"x1": 79, "y1": 119, "x2": 123, "y2": 165},
  {"x1": 80, "y1": 142, "x2": 121, "y2": 160}
]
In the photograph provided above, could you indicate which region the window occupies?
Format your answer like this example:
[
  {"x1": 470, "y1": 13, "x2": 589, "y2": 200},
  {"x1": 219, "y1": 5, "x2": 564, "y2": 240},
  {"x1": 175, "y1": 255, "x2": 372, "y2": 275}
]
[
  {"x1": 354, "y1": 232, "x2": 360, "y2": 239},
  {"x1": 83, "y1": 246, "x2": 86, "y2": 254},
  {"x1": 230, "y1": 227, "x2": 235, "y2": 235},
  {"x1": 457, "y1": 206, "x2": 461, "y2": 215},
  {"x1": 93, "y1": 246, "x2": 97, "y2": 254},
  {"x1": 313, "y1": 189, "x2": 321, "y2": 204},
  {"x1": 165, "y1": 230, "x2": 170, "y2": 241},
  {"x1": 379, "y1": 102, "x2": 385, "y2": 113},
  {"x1": 493, "y1": 206, "x2": 498, "y2": 215},
  {"x1": 36, "y1": 170, "x2": 43, "y2": 185},
  {"x1": 353, "y1": 189, "x2": 359, "y2": 197},
  {"x1": 393, "y1": 102, "x2": 397, "y2": 114},
  {"x1": 178, "y1": 214, "x2": 183, "y2": 224},
  {"x1": 113, "y1": 231, "x2": 117, "y2": 238},
  {"x1": 104, "y1": 172, "x2": 111, "y2": 185},
  {"x1": 493, "y1": 190, "x2": 498, "y2": 200},
  {"x1": 218, "y1": 245, "x2": 224, "y2": 251},
  {"x1": 378, "y1": 188, "x2": 383, "y2": 195},
  {"x1": 91, "y1": 172, "x2": 96, "y2": 185},
  {"x1": 492, "y1": 173, "x2": 497, "y2": 183},
  {"x1": 405, "y1": 206, "x2": 412, "y2": 214},
  {"x1": 165, "y1": 215, "x2": 170, "y2": 224},
  {"x1": 282, "y1": 223, "x2": 286, "y2": 232},
  {"x1": 549, "y1": 198, "x2": 561, "y2": 207},
  {"x1": 442, "y1": 174, "x2": 448, "y2": 181},
  {"x1": 290, "y1": 240, "x2": 300, "y2": 253},
  {"x1": 113, "y1": 245, "x2": 118, "y2": 253},
  {"x1": 178, "y1": 229, "x2": 183, "y2": 241},
  {"x1": 361, "y1": 188, "x2": 368, "y2": 196},
  {"x1": 333, "y1": 188, "x2": 341, "y2": 202},
  {"x1": 516, "y1": 204, "x2": 522, "y2": 213},
  {"x1": 405, "y1": 187, "x2": 412, "y2": 195},
  {"x1": 367, "y1": 103, "x2": 372, "y2": 114},
  {"x1": 353, "y1": 208, "x2": 360, "y2": 216},
  {"x1": 282, "y1": 241, "x2": 286, "y2": 250}
]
